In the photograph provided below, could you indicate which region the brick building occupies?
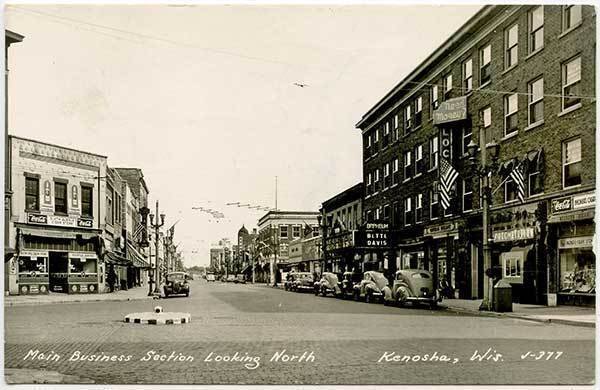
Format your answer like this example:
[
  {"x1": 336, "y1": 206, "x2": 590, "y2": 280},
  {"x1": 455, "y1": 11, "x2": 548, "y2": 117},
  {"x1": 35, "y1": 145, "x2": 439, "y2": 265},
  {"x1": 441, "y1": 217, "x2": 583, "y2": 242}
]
[{"x1": 356, "y1": 5, "x2": 595, "y2": 305}]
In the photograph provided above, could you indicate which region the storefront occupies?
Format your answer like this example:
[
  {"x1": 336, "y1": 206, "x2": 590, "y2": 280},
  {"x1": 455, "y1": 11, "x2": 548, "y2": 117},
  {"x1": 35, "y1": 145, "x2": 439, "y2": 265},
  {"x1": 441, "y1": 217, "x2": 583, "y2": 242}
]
[
  {"x1": 548, "y1": 191, "x2": 595, "y2": 306},
  {"x1": 422, "y1": 221, "x2": 462, "y2": 298}
]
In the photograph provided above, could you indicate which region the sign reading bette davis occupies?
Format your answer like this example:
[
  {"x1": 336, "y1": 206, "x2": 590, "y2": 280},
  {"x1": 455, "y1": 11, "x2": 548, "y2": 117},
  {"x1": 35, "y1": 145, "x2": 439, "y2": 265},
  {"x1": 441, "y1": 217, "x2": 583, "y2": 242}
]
[
  {"x1": 433, "y1": 96, "x2": 468, "y2": 125},
  {"x1": 353, "y1": 223, "x2": 389, "y2": 247}
]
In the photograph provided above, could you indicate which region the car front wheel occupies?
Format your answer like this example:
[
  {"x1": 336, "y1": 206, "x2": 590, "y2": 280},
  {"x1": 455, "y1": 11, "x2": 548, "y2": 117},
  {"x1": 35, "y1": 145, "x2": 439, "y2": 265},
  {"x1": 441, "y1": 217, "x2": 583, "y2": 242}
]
[{"x1": 353, "y1": 290, "x2": 360, "y2": 301}]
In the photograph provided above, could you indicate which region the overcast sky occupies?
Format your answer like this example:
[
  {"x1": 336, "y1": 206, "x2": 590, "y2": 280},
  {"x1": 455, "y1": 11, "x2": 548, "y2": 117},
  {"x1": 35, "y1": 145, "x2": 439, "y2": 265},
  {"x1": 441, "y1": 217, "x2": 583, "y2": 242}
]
[{"x1": 5, "y1": 3, "x2": 481, "y2": 267}]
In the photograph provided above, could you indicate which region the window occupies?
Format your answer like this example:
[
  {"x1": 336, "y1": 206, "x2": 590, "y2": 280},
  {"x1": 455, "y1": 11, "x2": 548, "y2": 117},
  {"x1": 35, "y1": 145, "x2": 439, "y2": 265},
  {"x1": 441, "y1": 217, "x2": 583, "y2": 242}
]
[
  {"x1": 292, "y1": 225, "x2": 301, "y2": 238},
  {"x1": 312, "y1": 226, "x2": 319, "y2": 237},
  {"x1": 54, "y1": 182, "x2": 67, "y2": 214},
  {"x1": 502, "y1": 253, "x2": 523, "y2": 278},
  {"x1": 404, "y1": 197, "x2": 413, "y2": 226},
  {"x1": 393, "y1": 114, "x2": 400, "y2": 141},
  {"x1": 462, "y1": 127, "x2": 472, "y2": 156},
  {"x1": 482, "y1": 106, "x2": 492, "y2": 128},
  {"x1": 383, "y1": 162, "x2": 391, "y2": 189},
  {"x1": 505, "y1": 177, "x2": 518, "y2": 203},
  {"x1": 374, "y1": 168, "x2": 380, "y2": 192},
  {"x1": 504, "y1": 93, "x2": 518, "y2": 136},
  {"x1": 563, "y1": 5, "x2": 582, "y2": 31},
  {"x1": 505, "y1": 24, "x2": 519, "y2": 69},
  {"x1": 366, "y1": 210, "x2": 374, "y2": 223},
  {"x1": 563, "y1": 138, "x2": 582, "y2": 188},
  {"x1": 373, "y1": 128, "x2": 379, "y2": 153},
  {"x1": 383, "y1": 123, "x2": 390, "y2": 147},
  {"x1": 366, "y1": 172, "x2": 373, "y2": 195},
  {"x1": 383, "y1": 204, "x2": 390, "y2": 222},
  {"x1": 280, "y1": 225, "x2": 288, "y2": 239},
  {"x1": 430, "y1": 187, "x2": 440, "y2": 220},
  {"x1": 463, "y1": 179, "x2": 473, "y2": 212},
  {"x1": 414, "y1": 144, "x2": 424, "y2": 175},
  {"x1": 529, "y1": 165, "x2": 543, "y2": 196},
  {"x1": 404, "y1": 151, "x2": 412, "y2": 180},
  {"x1": 25, "y1": 177, "x2": 39, "y2": 211},
  {"x1": 106, "y1": 185, "x2": 114, "y2": 224},
  {"x1": 404, "y1": 105, "x2": 412, "y2": 133},
  {"x1": 529, "y1": 6, "x2": 544, "y2": 53},
  {"x1": 480, "y1": 45, "x2": 492, "y2": 85},
  {"x1": 392, "y1": 201, "x2": 400, "y2": 226},
  {"x1": 528, "y1": 77, "x2": 544, "y2": 125},
  {"x1": 463, "y1": 59, "x2": 473, "y2": 92},
  {"x1": 562, "y1": 56, "x2": 581, "y2": 110},
  {"x1": 429, "y1": 136, "x2": 439, "y2": 170},
  {"x1": 415, "y1": 193, "x2": 423, "y2": 223},
  {"x1": 392, "y1": 157, "x2": 399, "y2": 186},
  {"x1": 81, "y1": 185, "x2": 93, "y2": 218},
  {"x1": 443, "y1": 73, "x2": 453, "y2": 98},
  {"x1": 414, "y1": 96, "x2": 423, "y2": 128},
  {"x1": 431, "y1": 84, "x2": 439, "y2": 110}
]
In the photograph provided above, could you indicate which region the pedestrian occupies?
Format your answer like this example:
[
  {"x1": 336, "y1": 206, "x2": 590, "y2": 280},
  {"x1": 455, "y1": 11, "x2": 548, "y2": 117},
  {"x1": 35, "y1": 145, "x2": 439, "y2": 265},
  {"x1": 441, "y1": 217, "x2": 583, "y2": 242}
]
[{"x1": 107, "y1": 264, "x2": 117, "y2": 293}]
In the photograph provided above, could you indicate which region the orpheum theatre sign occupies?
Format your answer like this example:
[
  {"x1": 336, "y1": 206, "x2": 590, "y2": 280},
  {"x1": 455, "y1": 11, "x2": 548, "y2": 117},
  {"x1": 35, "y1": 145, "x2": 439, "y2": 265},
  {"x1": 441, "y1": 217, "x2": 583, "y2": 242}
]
[
  {"x1": 433, "y1": 96, "x2": 468, "y2": 125},
  {"x1": 28, "y1": 214, "x2": 93, "y2": 229},
  {"x1": 364, "y1": 223, "x2": 388, "y2": 247}
]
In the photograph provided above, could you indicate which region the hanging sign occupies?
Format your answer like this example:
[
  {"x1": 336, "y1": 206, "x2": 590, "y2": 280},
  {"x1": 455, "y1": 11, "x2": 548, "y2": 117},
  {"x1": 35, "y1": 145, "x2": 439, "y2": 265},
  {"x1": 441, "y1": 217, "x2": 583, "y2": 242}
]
[{"x1": 433, "y1": 96, "x2": 467, "y2": 125}]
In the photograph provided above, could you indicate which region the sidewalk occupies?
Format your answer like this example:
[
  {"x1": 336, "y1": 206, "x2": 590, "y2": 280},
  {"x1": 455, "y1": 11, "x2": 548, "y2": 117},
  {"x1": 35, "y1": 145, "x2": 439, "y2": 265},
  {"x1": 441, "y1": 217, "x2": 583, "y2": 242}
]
[
  {"x1": 442, "y1": 298, "x2": 596, "y2": 328},
  {"x1": 4, "y1": 287, "x2": 153, "y2": 307}
]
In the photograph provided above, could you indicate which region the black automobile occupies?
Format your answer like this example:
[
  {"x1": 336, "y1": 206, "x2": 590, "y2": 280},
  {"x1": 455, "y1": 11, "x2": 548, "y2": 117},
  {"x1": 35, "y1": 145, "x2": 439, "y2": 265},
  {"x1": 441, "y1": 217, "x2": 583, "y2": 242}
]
[
  {"x1": 339, "y1": 271, "x2": 363, "y2": 299},
  {"x1": 314, "y1": 272, "x2": 341, "y2": 297},
  {"x1": 163, "y1": 272, "x2": 190, "y2": 297}
]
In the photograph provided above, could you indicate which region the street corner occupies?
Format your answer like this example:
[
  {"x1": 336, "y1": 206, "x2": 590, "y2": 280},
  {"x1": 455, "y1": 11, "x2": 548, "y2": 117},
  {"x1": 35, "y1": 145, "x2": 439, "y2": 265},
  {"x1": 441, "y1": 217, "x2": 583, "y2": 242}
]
[{"x1": 5, "y1": 368, "x2": 95, "y2": 384}]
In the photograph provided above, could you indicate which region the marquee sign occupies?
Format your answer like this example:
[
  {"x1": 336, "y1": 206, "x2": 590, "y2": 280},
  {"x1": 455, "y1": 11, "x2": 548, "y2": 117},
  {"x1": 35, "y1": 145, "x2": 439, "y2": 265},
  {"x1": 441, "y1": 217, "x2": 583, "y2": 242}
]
[{"x1": 433, "y1": 96, "x2": 468, "y2": 125}]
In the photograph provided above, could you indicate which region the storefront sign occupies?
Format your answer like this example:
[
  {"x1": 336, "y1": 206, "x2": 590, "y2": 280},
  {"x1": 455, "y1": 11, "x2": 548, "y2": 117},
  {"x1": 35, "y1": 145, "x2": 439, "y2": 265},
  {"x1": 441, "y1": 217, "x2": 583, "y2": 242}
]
[
  {"x1": 493, "y1": 227, "x2": 535, "y2": 242},
  {"x1": 558, "y1": 236, "x2": 594, "y2": 249},
  {"x1": 68, "y1": 252, "x2": 98, "y2": 259},
  {"x1": 366, "y1": 223, "x2": 388, "y2": 230},
  {"x1": 365, "y1": 231, "x2": 388, "y2": 247},
  {"x1": 28, "y1": 213, "x2": 94, "y2": 229},
  {"x1": 20, "y1": 250, "x2": 48, "y2": 258},
  {"x1": 433, "y1": 96, "x2": 467, "y2": 125},
  {"x1": 548, "y1": 209, "x2": 594, "y2": 224},
  {"x1": 425, "y1": 222, "x2": 457, "y2": 236},
  {"x1": 551, "y1": 191, "x2": 595, "y2": 214}
]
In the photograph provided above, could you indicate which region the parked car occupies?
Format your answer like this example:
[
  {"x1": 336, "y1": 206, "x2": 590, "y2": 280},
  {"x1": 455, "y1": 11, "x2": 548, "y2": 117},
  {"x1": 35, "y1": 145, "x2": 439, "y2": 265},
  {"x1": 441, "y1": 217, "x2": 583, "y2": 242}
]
[
  {"x1": 353, "y1": 271, "x2": 390, "y2": 303},
  {"x1": 283, "y1": 272, "x2": 295, "y2": 291},
  {"x1": 234, "y1": 274, "x2": 246, "y2": 284},
  {"x1": 226, "y1": 274, "x2": 236, "y2": 283},
  {"x1": 163, "y1": 272, "x2": 190, "y2": 297},
  {"x1": 314, "y1": 272, "x2": 341, "y2": 297},
  {"x1": 206, "y1": 273, "x2": 216, "y2": 282},
  {"x1": 386, "y1": 269, "x2": 441, "y2": 308},
  {"x1": 339, "y1": 271, "x2": 363, "y2": 299},
  {"x1": 284, "y1": 272, "x2": 314, "y2": 292}
]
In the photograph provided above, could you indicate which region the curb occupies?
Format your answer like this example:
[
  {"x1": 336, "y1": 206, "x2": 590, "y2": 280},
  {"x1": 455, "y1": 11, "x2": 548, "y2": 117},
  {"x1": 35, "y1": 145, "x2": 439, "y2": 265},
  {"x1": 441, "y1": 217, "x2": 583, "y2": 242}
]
[
  {"x1": 4, "y1": 295, "x2": 152, "y2": 307},
  {"x1": 124, "y1": 312, "x2": 191, "y2": 325},
  {"x1": 443, "y1": 305, "x2": 595, "y2": 328}
]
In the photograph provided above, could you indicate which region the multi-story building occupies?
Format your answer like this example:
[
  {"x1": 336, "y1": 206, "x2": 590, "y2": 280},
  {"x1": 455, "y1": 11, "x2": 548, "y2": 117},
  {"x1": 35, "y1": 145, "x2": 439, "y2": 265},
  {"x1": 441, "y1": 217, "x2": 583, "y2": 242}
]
[
  {"x1": 355, "y1": 5, "x2": 595, "y2": 306},
  {"x1": 256, "y1": 211, "x2": 320, "y2": 284},
  {"x1": 7, "y1": 136, "x2": 107, "y2": 295},
  {"x1": 4, "y1": 30, "x2": 24, "y2": 293}
]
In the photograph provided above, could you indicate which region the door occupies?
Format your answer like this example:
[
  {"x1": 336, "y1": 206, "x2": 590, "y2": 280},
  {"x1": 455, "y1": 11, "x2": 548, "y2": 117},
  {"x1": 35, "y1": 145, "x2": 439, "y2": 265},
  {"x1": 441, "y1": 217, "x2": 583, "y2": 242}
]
[{"x1": 48, "y1": 252, "x2": 68, "y2": 293}]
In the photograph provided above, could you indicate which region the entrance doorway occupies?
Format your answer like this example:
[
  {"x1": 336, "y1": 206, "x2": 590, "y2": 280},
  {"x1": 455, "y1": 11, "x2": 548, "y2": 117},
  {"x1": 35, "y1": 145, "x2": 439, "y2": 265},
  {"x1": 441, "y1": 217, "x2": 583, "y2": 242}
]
[{"x1": 49, "y1": 252, "x2": 68, "y2": 293}]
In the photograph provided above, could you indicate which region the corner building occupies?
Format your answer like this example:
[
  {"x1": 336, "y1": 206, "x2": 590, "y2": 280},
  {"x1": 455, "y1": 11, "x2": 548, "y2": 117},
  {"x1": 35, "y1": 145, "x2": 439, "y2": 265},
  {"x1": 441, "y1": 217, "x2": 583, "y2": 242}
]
[{"x1": 356, "y1": 5, "x2": 595, "y2": 306}]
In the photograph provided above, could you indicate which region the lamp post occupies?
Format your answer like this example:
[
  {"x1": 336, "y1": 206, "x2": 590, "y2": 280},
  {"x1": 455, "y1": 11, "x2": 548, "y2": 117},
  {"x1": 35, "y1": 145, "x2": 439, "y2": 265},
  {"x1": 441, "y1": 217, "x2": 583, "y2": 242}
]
[
  {"x1": 149, "y1": 200, "x2": 165, "y2": 294},
  {"x1": 317, "y1": 210, "x2": 326, "y2": 276},
  {"x1": 466, "y1": 118, "x2": 500, "y2": 312}
]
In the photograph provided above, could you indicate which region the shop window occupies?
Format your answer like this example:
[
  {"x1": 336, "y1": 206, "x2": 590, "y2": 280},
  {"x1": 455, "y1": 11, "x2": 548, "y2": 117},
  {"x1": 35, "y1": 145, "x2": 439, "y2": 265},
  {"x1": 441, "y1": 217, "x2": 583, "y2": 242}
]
[
  {"x1": 279, "y1": 225, "x2": 288, "y2": 239},
  {"x1": 480, "y1": 44, "x2": 492, "y2": 85},
  {"x1": 505, "y1": 24, "x2": 518, "y2": 69},
  {"x1": 414, "y1": 144, "x2": 424, "y2": 175},
  {"x1": 415, "y1": 193, "x2": 423, "y2": 223},
  {"x1": 505, "y1": 177, "x2": 518, "y2": 203},
  {"x1": 81, "y1": 185, "x2": 93, "y2": 218},
  {"x1": 18, "y1": 256, "x2": 47, "y2": 273},
  {"x1": 563, "y1": 137, "x2": 582, "y2": 188},
  {"x1": 69, "y1": 258, "x2": 97, "y2": 274},
  {"x1": 504, "y1": 93, "x2": 518, "y2": 136},
  {"x1": 430, "y1": 188, "x2": 440, "y2": 220},
  {"x1": 528, "y1": 6, "x2": 544, "y2": 54},
  {"x1": 404, "y1": 151, "x2": 412, "y2": 180},
  {"x1": 463, "y1": 58, "x2": 473, "y2": 92},
  {"x1": 429, "y1": 136, "x2": 439, "y2": 170},
  {"x1": 404, "y1": 197, "x2": 413, "y2": 226},
  {"x1": 25, "y1": 177, "x2": 40, "y2": 212},
  {"x1": 562, "y1": 5, "x2": 582, "y2": 32},
  {"x1": 560, "y1": 247, "x2": 594, "y2": 293},
  {"x1": 502, "y1": 254, "x2": 523, "y2": 278},
  {"x1": 462, "y1": 179, "x2": 473, "y2": 212},
  {"x1": 528, "y1": 77, "x2": 544, "y2": 125},
  {"x1": 54, "y1": 181, "x2": 67, "y2": 214},
  {"x1": 562, "y1": 56, "x2": 581, "y2": 111}
]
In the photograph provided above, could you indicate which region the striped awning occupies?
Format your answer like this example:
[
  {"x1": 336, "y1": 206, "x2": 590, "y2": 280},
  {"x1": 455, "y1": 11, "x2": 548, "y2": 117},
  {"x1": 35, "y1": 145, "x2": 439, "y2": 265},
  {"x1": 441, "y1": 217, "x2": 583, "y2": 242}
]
[{"x1": 126, "y1": 242, "x2": 149, "y2": 268}]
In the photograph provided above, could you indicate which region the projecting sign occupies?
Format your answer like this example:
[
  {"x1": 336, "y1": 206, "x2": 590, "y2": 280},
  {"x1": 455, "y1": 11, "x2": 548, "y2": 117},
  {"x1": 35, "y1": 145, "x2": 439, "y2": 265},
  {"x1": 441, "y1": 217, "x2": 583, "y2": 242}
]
[{"x1": 433, "y1": 96, "x2": 468, "y2": 125}]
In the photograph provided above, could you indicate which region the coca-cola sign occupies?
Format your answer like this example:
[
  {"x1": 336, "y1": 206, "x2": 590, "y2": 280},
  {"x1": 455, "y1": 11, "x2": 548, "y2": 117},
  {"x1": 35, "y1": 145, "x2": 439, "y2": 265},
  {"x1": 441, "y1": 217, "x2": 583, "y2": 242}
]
[
  {"x1": 28, "y1": 214, "x2": 48, "y2": 224},
  {"x1": 551, "y1": 197, "x2": 572, "y2": 213},
  {"x1": 551, "y1": 192, "x2": 595, "y2": 214},
  {"x1": 28, "y1": 213, "x2": 94, "y2": 229}
]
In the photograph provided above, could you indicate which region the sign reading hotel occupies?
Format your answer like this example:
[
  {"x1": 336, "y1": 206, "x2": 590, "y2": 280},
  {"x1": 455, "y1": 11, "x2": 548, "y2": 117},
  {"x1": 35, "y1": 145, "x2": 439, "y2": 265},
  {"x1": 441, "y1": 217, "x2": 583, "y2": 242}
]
[
  {"x1": 433, "y1": 96, "x2": 467, "y2": 125},
  {"x1": 27, "y1": 213, "x2": 93, "y2": 229},
  {"x1": 493, "y1": 227, "x2": 535, "y2": 242}
]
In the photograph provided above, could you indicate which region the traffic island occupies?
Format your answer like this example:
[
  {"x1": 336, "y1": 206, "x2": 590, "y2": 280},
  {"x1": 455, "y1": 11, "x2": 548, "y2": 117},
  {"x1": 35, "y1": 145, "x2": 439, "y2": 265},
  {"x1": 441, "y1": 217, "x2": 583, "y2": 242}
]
[{"x1": 124, "y1": 306, "x2": 191, "y2": 325}]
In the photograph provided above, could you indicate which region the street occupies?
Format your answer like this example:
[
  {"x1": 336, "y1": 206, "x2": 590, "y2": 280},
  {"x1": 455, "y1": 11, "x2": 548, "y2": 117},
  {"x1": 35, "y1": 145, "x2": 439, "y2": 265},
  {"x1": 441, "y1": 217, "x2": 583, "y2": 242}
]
[{"x1": 4, "y1": 279, "x2": 595, "y2": 385}]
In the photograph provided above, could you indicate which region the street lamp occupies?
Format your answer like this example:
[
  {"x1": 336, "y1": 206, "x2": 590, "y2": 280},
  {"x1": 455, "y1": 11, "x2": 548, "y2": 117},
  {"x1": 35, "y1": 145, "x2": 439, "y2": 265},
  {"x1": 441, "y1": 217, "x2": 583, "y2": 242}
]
[
  {"x1": 149, "y1": 202, "x2": 166, "y2": 295},
  {"x1": 466, "y1": 118, "x2": 500, "y2": 312}
]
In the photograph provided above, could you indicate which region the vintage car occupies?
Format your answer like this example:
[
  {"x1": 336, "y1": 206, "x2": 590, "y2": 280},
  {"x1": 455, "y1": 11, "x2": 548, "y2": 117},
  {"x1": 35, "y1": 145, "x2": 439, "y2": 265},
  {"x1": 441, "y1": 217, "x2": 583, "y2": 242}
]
[
  {"x1": 314, "y1": 272, "x2": 341, "y2": 297},
  {"x1": 163, "y1": 272, "x2": 190, "y2": 297},
  {"x1": 286, "y1": 272, "x2": 314, "y2": 292},
  {"x1": 339, "y1": 271, "x2": 363, "y2": 299},
  {"x1": 386, "y1": 269, "x2": 441, "y2": 308},
  {"x1": 234, "y1": 274, "x2": 246, "y2": 284},
  {"x1": 206, "y1": 273, "x2": 216, "y2": 282},
  {"x1": 226, "y1": 274, "x2": 236, "y2": 283},
  {"x1": 353, "y1": 271, "x2": 390, "y2": 303}
]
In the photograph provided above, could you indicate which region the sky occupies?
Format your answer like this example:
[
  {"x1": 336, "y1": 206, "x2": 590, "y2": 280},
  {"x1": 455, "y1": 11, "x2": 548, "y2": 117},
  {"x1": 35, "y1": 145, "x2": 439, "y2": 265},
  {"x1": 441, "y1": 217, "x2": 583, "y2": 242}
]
[{"x1": 5, "y1": 3, "x2": 481, "y2": 267}]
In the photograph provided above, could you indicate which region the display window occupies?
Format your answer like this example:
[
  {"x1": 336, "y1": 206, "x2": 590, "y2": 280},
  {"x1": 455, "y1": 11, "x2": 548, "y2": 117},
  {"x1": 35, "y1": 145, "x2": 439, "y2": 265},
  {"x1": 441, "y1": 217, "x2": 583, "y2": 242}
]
[
  {"x1": 560, "y1": 248, "x2": 595, "y2": 294},
  {"x1": 402, "y1": 251, "x2": 424, "y2": 270},
  {"x1": 69, "y1": 257, "x2": 98, "y2": 274},
  {"x1": 18, "y1": 256, "x2": 47, "y2": 273}
]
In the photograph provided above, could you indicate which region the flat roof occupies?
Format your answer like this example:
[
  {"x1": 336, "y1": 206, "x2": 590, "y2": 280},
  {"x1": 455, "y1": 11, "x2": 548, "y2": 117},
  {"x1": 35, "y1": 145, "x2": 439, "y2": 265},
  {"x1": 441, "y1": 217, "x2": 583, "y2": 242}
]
[{"x1": 9, "y1": 134, "x2": 107, "y2": 159}]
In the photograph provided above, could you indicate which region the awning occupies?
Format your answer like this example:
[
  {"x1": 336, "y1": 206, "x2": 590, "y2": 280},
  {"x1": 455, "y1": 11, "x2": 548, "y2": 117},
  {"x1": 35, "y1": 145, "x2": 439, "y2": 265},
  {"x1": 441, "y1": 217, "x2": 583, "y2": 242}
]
[
  {"x1": 548, "y1": 209, "x2": 595, "y2": 224},
  {"x1": 4, "y1": 247, "x2": 16, "y2": 262},
  {"x1": 104, "y1": 251, "x2": 132, "y2": 266},
  {"x1": 126, "y1": 242, "x2": 149, "y2": 268},
  {"x1": 19, "y1": 226, "x2": 99, "y2": 240}
]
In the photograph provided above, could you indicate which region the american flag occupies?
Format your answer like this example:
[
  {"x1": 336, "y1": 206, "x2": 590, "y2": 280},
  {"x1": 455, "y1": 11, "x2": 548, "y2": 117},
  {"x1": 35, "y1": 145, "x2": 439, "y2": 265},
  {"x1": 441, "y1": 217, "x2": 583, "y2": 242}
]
[
  {"x1": 439, "y1": 158, "x2": 459, "y2": 210},
  {"x1": 510, "y1": 162, "x2": 526, "y2": 203},
  {"x1": 132, "y1": 222, "x2": 146, "y2": 241}
]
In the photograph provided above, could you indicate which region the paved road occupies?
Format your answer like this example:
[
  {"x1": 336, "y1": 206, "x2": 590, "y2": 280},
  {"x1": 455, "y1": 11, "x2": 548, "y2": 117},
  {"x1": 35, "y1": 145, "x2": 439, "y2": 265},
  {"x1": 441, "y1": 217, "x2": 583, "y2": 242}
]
[{"x1": 4, "y1": 280, "x2": 595, "y2": 385}]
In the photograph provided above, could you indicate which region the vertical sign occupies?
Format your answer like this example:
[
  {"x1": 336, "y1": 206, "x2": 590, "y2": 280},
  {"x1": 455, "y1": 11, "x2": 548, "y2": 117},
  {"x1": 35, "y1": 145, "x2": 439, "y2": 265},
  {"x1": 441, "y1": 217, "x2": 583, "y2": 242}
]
[
  {"x1": 440, "y1": 127, "x2": 452, "y2": 161},
  {"x1": 71, "y1": 185, "x2": 79, "y2": 208},
  {"x1": 43, "y1": 180, "x2": 52, "y2": 204}
]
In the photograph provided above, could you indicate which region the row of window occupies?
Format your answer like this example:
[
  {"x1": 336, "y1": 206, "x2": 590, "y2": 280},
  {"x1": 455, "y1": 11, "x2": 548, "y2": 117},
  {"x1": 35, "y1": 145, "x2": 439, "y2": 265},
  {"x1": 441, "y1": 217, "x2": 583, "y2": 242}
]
[
  {"x1": 278, "y1": 225, "x2": 320, "y2": 239},
  {"x1": 25, "y1": 177, "x2": 94, "y2": 218},
  {"x1": 364, "y1": 6, "x2": 584, "y2": 158}
]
